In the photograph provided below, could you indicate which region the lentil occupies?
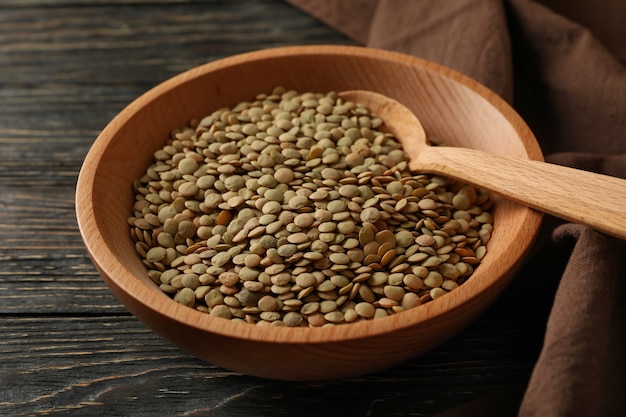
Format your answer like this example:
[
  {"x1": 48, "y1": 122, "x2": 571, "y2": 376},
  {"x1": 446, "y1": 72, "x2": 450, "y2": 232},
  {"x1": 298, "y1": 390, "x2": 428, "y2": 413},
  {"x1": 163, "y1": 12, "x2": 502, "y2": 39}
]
[{"x1": 130, "y1": 87, "x2": 494, "y2": 327}]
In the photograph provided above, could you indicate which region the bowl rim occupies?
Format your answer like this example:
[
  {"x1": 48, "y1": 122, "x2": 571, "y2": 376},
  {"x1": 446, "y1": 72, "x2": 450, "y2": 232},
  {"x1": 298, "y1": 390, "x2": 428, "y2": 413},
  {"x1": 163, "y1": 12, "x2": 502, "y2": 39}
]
[{"x1": 76, "y1": 44, "x2": 543, "y2": 345}]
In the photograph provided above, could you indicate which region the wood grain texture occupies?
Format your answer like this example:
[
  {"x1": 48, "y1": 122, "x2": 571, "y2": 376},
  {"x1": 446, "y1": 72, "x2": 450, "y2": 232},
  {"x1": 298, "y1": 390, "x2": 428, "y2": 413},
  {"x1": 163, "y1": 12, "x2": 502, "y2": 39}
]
[
  {"x1": 0, "y1": 313, "x2": 541, "y2": 417},
  {"x1": 0, "y1": 0, "x2": 545, "y2": 414},
  {"x1": 0, "y1": 185, "x2": 124, "y2": 314}
]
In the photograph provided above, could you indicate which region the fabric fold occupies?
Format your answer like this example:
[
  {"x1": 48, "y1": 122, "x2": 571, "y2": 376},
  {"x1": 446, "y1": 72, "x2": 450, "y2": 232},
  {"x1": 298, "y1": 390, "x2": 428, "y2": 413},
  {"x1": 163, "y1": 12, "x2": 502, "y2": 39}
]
[
  {"x1": 366, "y1": 0, "x2": 512, "y2": 100},
  {"x1": 287, "y1": 0, "x2": 513, "y2": 100},
  {"x1": 519, "y1": 224, "x2": 626, "y2": 417},
  {"x1": 506, "y1": 0, "x2": 626, "y2": 155}
]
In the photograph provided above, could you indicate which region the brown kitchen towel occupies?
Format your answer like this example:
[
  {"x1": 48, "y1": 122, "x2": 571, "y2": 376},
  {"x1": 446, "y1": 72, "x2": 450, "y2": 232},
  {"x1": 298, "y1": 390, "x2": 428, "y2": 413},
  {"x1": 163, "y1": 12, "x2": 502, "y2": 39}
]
[{"x1": 286, "y1": 0, "x2": 626, "y2": 416}]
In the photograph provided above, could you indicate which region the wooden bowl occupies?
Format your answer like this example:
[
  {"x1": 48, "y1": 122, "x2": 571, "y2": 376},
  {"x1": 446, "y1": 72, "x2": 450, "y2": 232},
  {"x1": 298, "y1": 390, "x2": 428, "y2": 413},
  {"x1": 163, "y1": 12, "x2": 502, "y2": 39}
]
[{"x1": 75, "y1": 45, "x2": 543, "y2": 381}]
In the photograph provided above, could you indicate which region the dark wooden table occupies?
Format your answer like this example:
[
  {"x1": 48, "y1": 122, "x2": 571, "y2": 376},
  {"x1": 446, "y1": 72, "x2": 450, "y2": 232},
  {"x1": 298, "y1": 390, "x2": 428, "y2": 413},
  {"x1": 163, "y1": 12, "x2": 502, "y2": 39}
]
[{"x1": 1, "y1": 1, "x2": 552, "y2": 415}]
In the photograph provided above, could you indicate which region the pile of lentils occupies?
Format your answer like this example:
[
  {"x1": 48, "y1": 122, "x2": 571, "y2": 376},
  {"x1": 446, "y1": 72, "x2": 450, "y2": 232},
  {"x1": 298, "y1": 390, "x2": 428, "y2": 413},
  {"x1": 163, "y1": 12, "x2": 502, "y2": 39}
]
[{"x1": 129, "y1": 87, "x2": 494, "y2": 327}]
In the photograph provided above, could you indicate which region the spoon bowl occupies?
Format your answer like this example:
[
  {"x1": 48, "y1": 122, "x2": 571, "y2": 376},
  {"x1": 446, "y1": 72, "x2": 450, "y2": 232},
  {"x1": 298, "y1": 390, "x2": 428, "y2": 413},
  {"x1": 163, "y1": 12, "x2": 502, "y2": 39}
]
[{"x1": 340, "y1": 90, "x2": 626, "y2": 240}]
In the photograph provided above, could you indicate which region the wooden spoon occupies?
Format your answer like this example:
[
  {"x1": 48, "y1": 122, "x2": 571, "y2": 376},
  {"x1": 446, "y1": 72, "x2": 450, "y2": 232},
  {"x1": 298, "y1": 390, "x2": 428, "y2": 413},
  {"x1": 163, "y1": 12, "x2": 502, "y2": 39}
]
[{"x1": 340, "y1": 90, "x2": 626, "y2": 240}]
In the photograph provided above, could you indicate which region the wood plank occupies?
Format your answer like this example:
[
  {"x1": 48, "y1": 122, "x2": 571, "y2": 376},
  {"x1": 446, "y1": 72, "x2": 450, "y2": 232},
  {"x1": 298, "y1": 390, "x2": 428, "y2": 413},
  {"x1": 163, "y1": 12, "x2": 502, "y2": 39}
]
[
  {"x1": 0, "y1": 314, "x2": 538, "y2": 417},
  {"x1": 0, "y1": 1, "x2": 355, "y2": 86},
  {"x1": 0, "y1": 185, "x2": 126, "y2": 313},
  {"x1": 0, "y1": 84, "x2": 152, "y2": 186}
]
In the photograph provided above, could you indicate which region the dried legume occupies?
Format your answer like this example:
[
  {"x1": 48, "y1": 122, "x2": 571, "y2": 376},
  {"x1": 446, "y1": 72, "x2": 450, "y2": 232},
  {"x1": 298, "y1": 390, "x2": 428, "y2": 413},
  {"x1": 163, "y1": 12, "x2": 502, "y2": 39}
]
[{"x1": 129, "y1": 87, "x2": 494, "y2": 327}]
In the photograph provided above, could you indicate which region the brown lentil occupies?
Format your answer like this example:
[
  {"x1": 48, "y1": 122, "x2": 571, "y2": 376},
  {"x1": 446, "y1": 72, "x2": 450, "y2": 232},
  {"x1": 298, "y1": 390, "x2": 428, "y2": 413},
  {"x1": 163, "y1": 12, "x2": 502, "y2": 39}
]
[{"x1": 130, "y1": 87, "x2": 494, "y2": 327}]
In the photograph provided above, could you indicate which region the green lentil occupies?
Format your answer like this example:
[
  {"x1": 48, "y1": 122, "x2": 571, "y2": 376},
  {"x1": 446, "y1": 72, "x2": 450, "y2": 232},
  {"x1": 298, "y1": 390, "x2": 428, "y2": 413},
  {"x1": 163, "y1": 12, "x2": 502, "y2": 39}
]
[{"x1": 130, "y1": 88, "x2": 494, "y2": 327}]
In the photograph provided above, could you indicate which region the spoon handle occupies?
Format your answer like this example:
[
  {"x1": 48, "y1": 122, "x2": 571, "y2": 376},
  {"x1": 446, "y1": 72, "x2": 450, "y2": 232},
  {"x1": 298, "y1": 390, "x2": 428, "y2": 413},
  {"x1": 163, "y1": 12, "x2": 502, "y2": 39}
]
[{"x1": 417, "y1": 146, "x2": 626, "y2": 240}]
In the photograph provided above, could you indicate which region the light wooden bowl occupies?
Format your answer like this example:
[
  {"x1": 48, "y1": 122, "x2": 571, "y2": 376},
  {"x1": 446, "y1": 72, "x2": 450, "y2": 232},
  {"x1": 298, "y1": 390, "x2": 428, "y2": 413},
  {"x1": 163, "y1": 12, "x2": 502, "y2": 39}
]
[{"x1": 76, "y1": 45, "x2": 543, "y2": 381}]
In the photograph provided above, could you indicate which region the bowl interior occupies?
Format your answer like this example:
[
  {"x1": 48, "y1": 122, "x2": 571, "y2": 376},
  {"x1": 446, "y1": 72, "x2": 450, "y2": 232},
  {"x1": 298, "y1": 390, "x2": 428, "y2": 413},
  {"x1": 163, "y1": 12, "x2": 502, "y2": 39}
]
[{"x1": 77, "y1": 45, "x2": 542, "y2": 347}]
